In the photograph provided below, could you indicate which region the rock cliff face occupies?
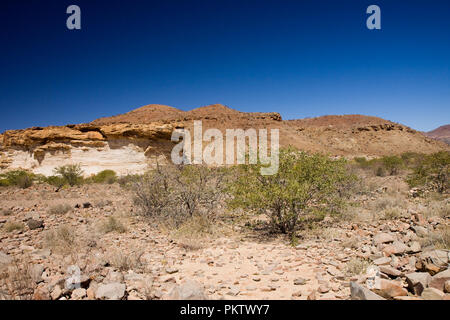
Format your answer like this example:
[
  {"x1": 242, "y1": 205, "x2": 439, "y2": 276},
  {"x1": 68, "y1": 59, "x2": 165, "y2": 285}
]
[
  {"x1": 0, "y1": 104, "x2": 447, "y2": 176},
  {"x1": 0, "y1": 123, "x2": 175, "y2": 176}
]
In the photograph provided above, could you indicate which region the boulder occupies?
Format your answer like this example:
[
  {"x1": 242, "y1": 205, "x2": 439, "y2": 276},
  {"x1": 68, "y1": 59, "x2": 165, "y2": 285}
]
[
  {"x1": 350, "y1": 282, "x2": 385, "y2": 300},
  {"x1": 373, "y1": 233, "x2": 396, "y2": 245},
  {"x1": 405, "y1": 272, "x2": 431, "y2": 295},
  {"x1": 429, "y1": 268, "x2": 450, "y2": 292},
  {"x1": 27, "y1": 219, "x2": 44, "y2": 230},
  {"x1": 373, "y1": 279, "x2": 408, "y2": 299},
  {"x1": 421, "y1": 287, "x2": 445, "y2": 300},
  {"x1": 95, "y1": 282, "x2": 126, "y2": 300},
  {"x1": 166, "y1": 280, "x2": 207, "y2": 300}
]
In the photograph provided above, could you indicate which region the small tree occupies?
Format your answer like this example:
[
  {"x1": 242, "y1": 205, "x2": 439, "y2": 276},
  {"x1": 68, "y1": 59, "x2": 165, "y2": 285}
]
[
  {"x1": 407, "y1": 151, "x2": 449, "y2": 193},
  {"x1": 381, "y1": 156, "x2": 404, "y2": 175},
  {"x1": 54, "y1": 164, "x2": 84, "y2": 186},
  {"x1": 228, "y1": 148, "x2": 355, "y2": 235}
]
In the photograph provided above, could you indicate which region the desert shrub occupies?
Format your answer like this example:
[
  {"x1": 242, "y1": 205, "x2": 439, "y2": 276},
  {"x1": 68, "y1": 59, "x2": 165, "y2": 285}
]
[
  {"x1": 45, "y1": 175, "x2": 66, "y2": 188},
  {"x1": 107, "y1": 250, "x2": 143, "y2": 272},
  {"x1": 53, "y1": 164, "x2": 84, "y2": 187},
  {"x1": 401, "y1": 152, "x2": 425, "y2": 168},
  {"x1": 345, "y1": 257, "x2": 371, "y2": 276},
  {"x1": 43, "y1": 225, "x2": 76, "y2": 253},
  {"x1": 89, "y1": 170, "x2": 117, "y2": 184},
  {"x1": 3, "y1": 221, "x2": 25, "y2": 233},
  {"x1": 375, "y1": 166, "x2": 386, "y2": 177},
  {"x1": 48, "y1": 203, "x2": 72, "y2": 215},
  {"x1": 227, "y1": 148, "x2": 356, "y2": 235},
  {"x1": 99, "y1": 216, "x2": 126, "y2": 234},
  {"x1": 131, "y1": 164, "x2": 227, "y2": 226},
  {"x1": 0, "y1": 170, "x2": 34, "y2": 189},
  {"x1": 117, "y1": 174, "x2": 142, "y2": 188},
  {"x1": 0, "y1": 208, "x2": 13, "y2": 216},
  {"x1": 380, "y1": 155, "x2": 404, "y2": 175},
  {"x1": 419, "y1": 225, "x2": 450, "y2": 250},
  {"x1": 0, "y1": 260, "x2": 35, "y2": 300},
  {"x1": 406, "y1": 151, "x2": 449, "y2": 193}
]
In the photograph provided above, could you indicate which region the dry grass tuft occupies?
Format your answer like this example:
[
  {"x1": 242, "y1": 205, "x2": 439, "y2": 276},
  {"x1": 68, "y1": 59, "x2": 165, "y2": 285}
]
[
  {"x1": 43, "y1": 225, "x2": 77, "y2": 254},
  {"x1": 345, "y1": 257, "x2": 371, "y2": 276},
  {"x1": 48, "y1": 203, "x2": 72, "y2": 215}
]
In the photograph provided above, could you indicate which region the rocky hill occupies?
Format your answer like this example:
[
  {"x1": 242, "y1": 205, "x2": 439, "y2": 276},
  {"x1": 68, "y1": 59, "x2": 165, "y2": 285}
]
[
  {"x1": 425, "y1": 125, "x2": 450, "y2": 145},
  {"x1": 0, "y1": 104, "x2": 447, "y2": 176}
]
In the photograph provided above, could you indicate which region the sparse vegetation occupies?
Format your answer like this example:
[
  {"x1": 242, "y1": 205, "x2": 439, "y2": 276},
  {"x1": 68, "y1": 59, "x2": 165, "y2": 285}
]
[
  {"x1": 48, "y1": 203, "x2": 72, "y2": 215},
  {"x1": 43, "y1": 225, "x2": 77, "y2": 253},
  {"x1": 3, "y1": 221, "x2": 25, "y2": 233},
  {"x1": 0, "y1": 170, "x2": 35, "y2": 189},
  {"x1": 53, "y1": 164, "x2": 84, "y2": 187},
  {"x1": 99, "y1": 216, "x2": 126, "y2": 234},
  {"x1": 407, "y1": 151, "x2": 449, "y2": 194},
  {"x1": 131, "y1": 164, "x2": 227, "y2": 227},
  {"x1": 228, "y1": 148, "x2": 356, "y2": 235},
  {"x1": 346, "y1": 257, "x2": 371, "y2": 276},
  {"x1": 88, "y1": 170, "x2": 117, "y2": 184}
]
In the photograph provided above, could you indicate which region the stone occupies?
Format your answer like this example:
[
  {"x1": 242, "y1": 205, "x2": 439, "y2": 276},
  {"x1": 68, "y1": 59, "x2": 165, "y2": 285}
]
[
  {"x1": 373, "y1": 257, "x2": 391, "y2": 266},
  {"x1": 350, "y1": 282, "x2": 385, "y2": 300},
  {"x1": 373, "y1": 279, "x2": 408, "y2": 299},
  {"x1": 167, "y1": 280, "x2": 207, "y2": 300},
  {"x1": 227, "y1": 286, "x2": 240, "y2": 296},
  {"x1": 71, "y1": 288, "x2": 87, "y2": 300},
  {"x1": 318, "y1": 284, "x2": 330, "y2": 294},
  {"x1": 165, "y1": 267, "x2": 179, "y2": 274},
  {"x1": 444, "y1": 280, "x2": 450, "y2": 293},
  {"x1": 32, "y1": 286, "x2": 50, "y2": 300},
  {"x1": 412, "y1": 226, "x2": 428, "y2": 237},
  {"x1": 30, "y1": 264, "x2": 45, "y2": 283},
  {"x1": 421, "y1": 287, "x2": 445, "y2": 300},
  {"x1": 51, "y1": 285, "x2": 62, "y2": 300},
  {"x1": 429, "y1": 268, "x2": 450, "y2": 292},
  {"x1": 0, "y1": 252, "x2": 12, "y2": 267},
  {"x1": 373, "y1": 233, "x2": 396, "y2": 245},
  {"x1": 379, "y1": 266, "x2": 402, "y2": 278},
  {"x1": 27, "y1": 219, "x2": 44, "y2": 230},
  {"x1": 307, "y1": 290, "x2": 316, "y2": 300},
  {"x1": 293, "y1": 277, "x2": 307, "y2": 285},
  {"x1": 95, "y1": 283, "x2": 126, "y2": 300},
  {"x1": 383, "y1": 241, "x2": 408, "y2": 256},
  {"x1": 407, "y1": 241, "x2": 421, "y2": 253},
  {"x1": 405, "y1": 272, "x2": 431, "y2": 295}
]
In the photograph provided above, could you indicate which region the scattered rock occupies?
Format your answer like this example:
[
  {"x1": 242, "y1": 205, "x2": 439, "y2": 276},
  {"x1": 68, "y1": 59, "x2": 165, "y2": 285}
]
[
  {"x1": 293, "y1": 278, "x2": 307, "y2": 285},
  {"x1": 95, "y1": 283, "x2": 126, "y2": 300},
  {"x1": 27, "y1": 219, "x2": 44, "y2": 230},
  {"x1": 421, "y1": 287, "x2": 445, "y2": 300},
  {"x1": 373, "y1": 279, "x2": 408, "y2": 299},
  {"x1": 373, "y1": 233, "x2": 396, "y2": 245},
  {"x1": 167, "y1": 280, "x2": 207, "y2": 300},
  {"x1": 429, "y1": 268, "x2": 450, "y2": 292},
  {"x1": 405, "y1": 272, "x2": 431, "y2": 295},
  {"x1": 350, "y1": 282, "x2": 385, "y2": 300}
]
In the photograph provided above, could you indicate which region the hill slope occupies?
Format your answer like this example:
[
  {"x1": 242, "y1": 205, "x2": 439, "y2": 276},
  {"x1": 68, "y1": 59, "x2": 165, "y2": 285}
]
[{"x1": 0, "y1": 104, "x2": 447, "y2": 175}]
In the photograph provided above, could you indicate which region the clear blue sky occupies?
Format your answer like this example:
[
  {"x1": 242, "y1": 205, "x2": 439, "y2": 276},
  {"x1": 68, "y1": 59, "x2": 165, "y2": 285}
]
[{"x1": 0, "y1": 0, "x2": 449, "y2": 132}]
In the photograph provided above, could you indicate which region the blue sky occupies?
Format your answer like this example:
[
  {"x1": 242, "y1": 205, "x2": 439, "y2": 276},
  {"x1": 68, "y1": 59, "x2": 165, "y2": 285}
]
[{"x1": 0, "y1": 0, "x2": 449, "y2": 132}]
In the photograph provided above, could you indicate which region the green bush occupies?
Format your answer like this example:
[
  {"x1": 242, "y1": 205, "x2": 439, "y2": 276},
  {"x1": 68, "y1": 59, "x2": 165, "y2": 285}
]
[
  {"x1": 0, "y1": 170, "x2": 35, "y2": 189},
  {"x1": 87, "y1": 170, "x2": 117, "y2": 184},
  {"x1": 53, "y1": 164, "x2": 84, "y2": 186},
  {"x1": 227, "y1": 148, "x2": 356, "y2": 235},
  {"x1": 407, "y1": 151, "x2": 449, "y2": 193},
  {"x1": 45, "y1": 175, "x2": 66, "y2": 188},
  {"x1": 380, "y1": 155, "x2": 404, "y2": 175}
]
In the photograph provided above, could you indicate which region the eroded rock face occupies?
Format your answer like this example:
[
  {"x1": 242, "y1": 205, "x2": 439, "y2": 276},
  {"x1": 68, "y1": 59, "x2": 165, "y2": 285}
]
[{"x1": 0, "y1": 123, "x2": 176, "y2": 176}]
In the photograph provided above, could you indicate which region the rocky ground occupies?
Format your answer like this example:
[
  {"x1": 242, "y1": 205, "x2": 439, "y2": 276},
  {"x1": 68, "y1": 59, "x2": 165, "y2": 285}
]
[{"x1": 0, "y1": 177, "x2": 449, "y2": 300}]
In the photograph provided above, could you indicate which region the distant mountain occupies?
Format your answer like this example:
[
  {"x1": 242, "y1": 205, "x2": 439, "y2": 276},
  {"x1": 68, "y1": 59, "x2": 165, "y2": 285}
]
[{"x1": 424, "y1": 125, "x2": 450, "y2": 145}]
